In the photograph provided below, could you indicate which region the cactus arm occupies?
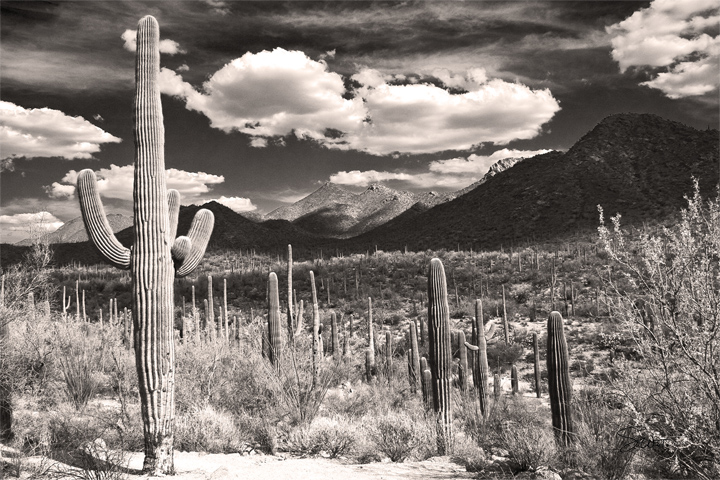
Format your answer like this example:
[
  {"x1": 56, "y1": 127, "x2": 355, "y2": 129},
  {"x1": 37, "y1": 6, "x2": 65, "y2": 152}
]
[
  {"x1": 174, "y1": 209, "x2": 214, "y2": 277},
  {"x1": 464, "y1": 341, "x2": 479, "y2": 351},
  {"x1": 171, "y1": 236, "x2": 191, "y2": 262},
  {"x1": 76, "y1": 169, "x2": 131, "y2": 269},
  {"x1": 167, "y1": 189, "x2": 180, "y2": 242}
]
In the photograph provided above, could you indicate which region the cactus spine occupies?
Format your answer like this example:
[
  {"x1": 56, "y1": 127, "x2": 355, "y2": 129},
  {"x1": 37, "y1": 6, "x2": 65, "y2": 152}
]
[
  {"x1": 75, "y1": 16, "x2": 214, "y2": 475},
  {"x1": 547, "y1": 311, "x2": 574, "y2": 446},
  {"x1": 427, "y1": 258, "x2": 453, "y2": 454},
  {"x1": 267, "y1": 272, "x2": 282, "y2": 369}
]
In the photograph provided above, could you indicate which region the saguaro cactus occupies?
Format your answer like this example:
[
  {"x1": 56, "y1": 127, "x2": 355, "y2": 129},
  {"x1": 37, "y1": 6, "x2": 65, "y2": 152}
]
[
  {"x1": 76, "y1": 16, "x2": 214, "y2": 475},
  {"x1": 547, "y1": 311, "x2": 574, "y2": 446},
  {"x1": 533, "y1": 332, "x2": 541, "y2": 398},
  {"x1": 367, "y1": 297, "x2": 375, "y2": 378},
  {"x1": 408, "y1": 320, "x2": 421, "y2": 393},
  {"x1": 310, "y1": 271, "x2": 320, "y2": 388},
  {"x1": 267, "y1": 272, "x2": 282, "y2": 369},
  {"x1": 427, "y1": 258, "x2": 453, "y2": 454},
  {"x1": 330, "y1": 311, "x2": 339, "y2": 359},
  {"x1": 287, "y1": 245, "x2": 294, "y2": 337},
  {"x1": 458, "y1": 330, "x2": 468, "y2": 393},
  {"x1": 465, "y1": 299, "x2": 489, "y2": 418}
]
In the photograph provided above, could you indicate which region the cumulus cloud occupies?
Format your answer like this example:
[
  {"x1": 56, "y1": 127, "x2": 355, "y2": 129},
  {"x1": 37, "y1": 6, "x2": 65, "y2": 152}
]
[
  {"x1": 0, "y1": 101, "x2": 121, "y2": 161},
  {"x1": 346, "y1": 70, "x2": 559, "y2": 154},
  {"x1": 46, "y1": 164, "x2": 224, "y2": 201},
  {"x1": 159, "y1": 48, "x2": 366, "y2": 145},
  {"x1": 160, "y1": 50, "x2": 559, "y2": 155},
  {"x1": 0, "y1": 212, "x2": 64, "y2": 244},
  {"x1": 607, "y1": 0, "x2": 719, "y2": 98},
  {"x1": 212, "y1": 196, "x2": 257, "y2": 212},
  {"x1": 121, "y1": 29, "x2": 186, "y2": 54},
  {"x1": 330, "y1": 148, "x2": 550, "y2": 190}
]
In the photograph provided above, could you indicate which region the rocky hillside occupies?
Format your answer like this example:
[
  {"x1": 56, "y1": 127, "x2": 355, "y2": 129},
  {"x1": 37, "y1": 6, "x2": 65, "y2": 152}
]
[{"x1": 348, "y1": 113, "x2": 719, "y2": 251}]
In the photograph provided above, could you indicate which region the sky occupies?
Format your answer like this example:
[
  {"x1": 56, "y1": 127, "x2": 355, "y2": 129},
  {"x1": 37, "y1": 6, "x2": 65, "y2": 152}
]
[{"x1": 1, "y1": 0, "x2": 718, "y2": 244}]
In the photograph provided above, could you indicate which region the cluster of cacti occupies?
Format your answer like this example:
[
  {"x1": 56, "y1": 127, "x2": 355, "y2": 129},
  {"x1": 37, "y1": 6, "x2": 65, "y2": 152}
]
[
  {"x1": 547, "y1": 311, "x2": 574, "y2": 446},
  {"x1": 76, "y1": 16, "x2": 214, "y2": 475},
  {"x1": 427, "y1": 258, "x2": 453, "y2": 454}
]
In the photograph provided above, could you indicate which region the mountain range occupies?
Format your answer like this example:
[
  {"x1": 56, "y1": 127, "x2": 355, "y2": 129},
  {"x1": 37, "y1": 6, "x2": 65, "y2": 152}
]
[{"x1": 3, "y1": 113, "x2": 718, "y2": 266}]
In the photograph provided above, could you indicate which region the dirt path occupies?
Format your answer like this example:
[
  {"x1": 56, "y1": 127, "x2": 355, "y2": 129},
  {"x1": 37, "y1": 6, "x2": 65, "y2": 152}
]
[{"x1": 125, "y1": 452, "x2": 476, "y2": 480}]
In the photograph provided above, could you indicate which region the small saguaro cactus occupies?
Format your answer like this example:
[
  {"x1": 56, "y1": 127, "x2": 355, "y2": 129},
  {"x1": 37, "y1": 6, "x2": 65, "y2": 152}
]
[
  {"x1": 267, "y1": 272, "x2": 282, "y2": 369},
  {"x1": 458, "y1": 330, "x2": 468, "y2": 393},
  {"x1": 75, "y1": 16, "x2": 214, "y2": 475},
  {"x1": 533, "y1": 333, "x2": 541, "y2": 398},
  {"x1": 385, "y1": 331, "x2": 393, "y2": 384},
  {"x1": 465, "y1": 299, "x2": 490, "y2": 418},
  {"x1": 287, "y1": 245, "x2": 294, "y2": 337},
  {"x1": 310, "y1": 271, "x2": 320, "y2": 388},
  {"x1": 547, "y1": 311, "x2": 574, "y2": 446},
  {"x1": 493, "y1": 373, "x2": 501, "y2": 398},
  {"x1": 330, "y1": 311, "x2": 340, "y2": 359},
  {"x1": 408, "y1": 320, "x2": 421, "y2": 393},
  {"x1": 427, "y1": 258, "x2": 453, "y2": 454},
  {"x1": 511, "y1": 364, "x2": 519, "y2": 395},
  {"x1": 367, "y1": 297, "x2": 376, "y2": 378}
]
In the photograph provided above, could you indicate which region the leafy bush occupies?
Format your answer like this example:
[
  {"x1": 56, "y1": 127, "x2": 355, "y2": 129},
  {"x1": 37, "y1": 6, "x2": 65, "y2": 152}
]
[{"x1": 367, "y1": 412, "x2": 427, "y2": 462}]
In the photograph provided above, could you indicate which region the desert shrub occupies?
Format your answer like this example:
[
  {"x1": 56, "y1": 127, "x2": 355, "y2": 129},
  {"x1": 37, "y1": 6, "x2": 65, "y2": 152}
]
[
  {"x1": 485, "y1": 342, "x2": 524, "y2": 371},
  {"x1": 366, "y1": 412, "x2": 427, "y2": 462},
  {"x1": 284, "y1": 416, "x2": 356, "y2": 458},
  {"x1": 56, "y1": 327, "x2": 106, "y2": 412},
  {"x1": 174, "y1": 404, "x2": 245, "y2": 453},
  {"x1": 497, "y1": 416, "x2": 555, "y2": 472},
  {"x1": 598, "y1": 183, "x2": 720, "y2": 479},
  {"x1": 569, "y1": 387, "x2": 637, "y2": 480}
]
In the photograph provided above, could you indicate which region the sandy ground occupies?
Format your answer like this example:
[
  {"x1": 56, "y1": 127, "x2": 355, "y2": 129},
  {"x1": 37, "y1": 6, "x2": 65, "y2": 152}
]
[{"x1": 6, "y1": 449, "x2": 477, "y2": 480}]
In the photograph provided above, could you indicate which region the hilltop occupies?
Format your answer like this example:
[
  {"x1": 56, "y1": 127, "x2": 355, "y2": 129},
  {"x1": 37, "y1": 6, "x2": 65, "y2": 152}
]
[{"x1": 348, "y1": 113, "x2": 719, "y2": 251}]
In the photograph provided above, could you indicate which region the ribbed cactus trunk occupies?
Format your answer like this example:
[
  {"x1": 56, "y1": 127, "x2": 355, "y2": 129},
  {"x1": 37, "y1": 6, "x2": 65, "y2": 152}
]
[
  {"x1": 547, "y1": 311, "x2": 574, "y2": 446},
  {"x1": 511, "y1": 364, "x2": 519, "y2": 395},
  {"x1": 75, "y1": 16, "x2": 213, "y2": 475},
  {"x1": 427, "y1": 258, "x2": 453, "y2": 454},
  {"x1": 130, "y1": 16, "x2": 175, "y2": 473},
  {"x1": 207, "y1": 276, "x2": 215, "y2": 342},
  {"x1": 267, "y1": 272, "x2": 282, "y2": 370},
  {"x1": 420, "y1": 357, "x2": 432, "y2": 407}
]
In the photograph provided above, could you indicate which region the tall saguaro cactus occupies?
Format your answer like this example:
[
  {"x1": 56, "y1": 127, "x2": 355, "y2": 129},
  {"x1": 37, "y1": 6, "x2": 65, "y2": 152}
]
[
  {"x1": 287, "y1": 244, "x2": 294, "y2": 337},
  {"x1": 310, "y1": 271, "x2": 320, "y2": 388},
  {"x1": 547, "y1": 311, "x2": 574, "y2": 446},
  {"x1": 267, "y1": 272, "x2": 282, "y2": 369},
  {"x1": 76, "y1": 16, "x2": 214, "y2": 475},
  {"x1": 427, "y1": 258, "x2": 453, "y2": 454}
]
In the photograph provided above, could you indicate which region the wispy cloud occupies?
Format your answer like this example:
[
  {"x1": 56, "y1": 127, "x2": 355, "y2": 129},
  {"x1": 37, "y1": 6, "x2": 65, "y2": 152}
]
[
  {"x1": 46, "y1": 164, "x2": 225, "y2": 201},
  {"x1": 0, "y1": 101, "x2": 121, "y2": 161},
  {"x1": 607, "y1": 0, "x2": 719, "y2": 98},
  {"x1": 208, "y1": 196, "x2": 257, "y2": 212},
  {"x1": 0, "y1": 211, "x2": 64, "y2": 244},
  {"x1": 330, "y1": 148, "x2": 550, "y2": 190}
]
